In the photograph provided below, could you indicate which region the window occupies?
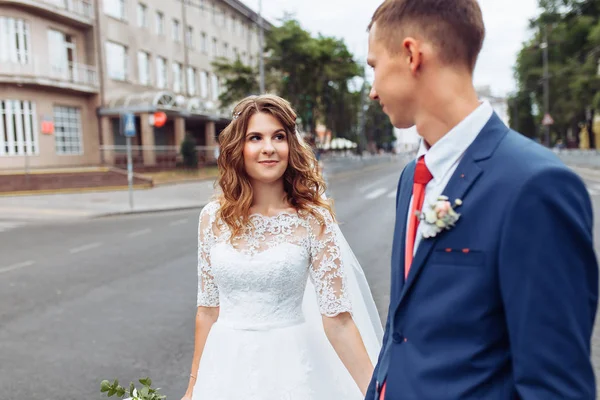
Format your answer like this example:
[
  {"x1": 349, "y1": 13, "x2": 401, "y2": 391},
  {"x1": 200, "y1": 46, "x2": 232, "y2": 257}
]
[
  {"x1": 54, "y1": 106, "x2": 82, "y2": 155},
  {"x1": 106, "y1": 41, "x2": 127, "y2": 81},
  {"x1": 0, "y1": 17, "x2": 30, "y2": 64},
  {"x1": 212, "y1": 37, "x2": 217, "y2": 57},
  {"x1": 48, "y1": 29, "x2": 77, "y2": 82},
  {"x1": 200, "y1": 32, "x2": 207, "y2": 53},
  {"x1": 172, "y1": 62, "x2": 183, "y2": 93},
  {"x1": 172, "y1": 19, "x2": 181, "y2": 42},
  {"x1": 104, "y1": 0, "x2": 126, "y2": 20},
  {"x1": 156, "y1": 56, "x2": 167, "y2": 89},
  {"x1": 210, "y1": 73, "x2": 219, "y2": 101},
  {"x1": 187, "y1": 66, "x2": 196, "y2": 96},
  {"x1": 186, "y1": 26, "x2": 193, "y2": 49},
  {"x1": 200, "y1": 71, "x2": 208, "y2": 98},
  {"x1": 137, "y1": 51, "x2": 150, "y2": 85},
  {"x1": 0, "y1": 100, "x2": 38, "y2": 156},
  {"x1": 155, "y1": 11, "x2": 164, "y2": 35},
  {"x1": 137, "y1": 3, "x2": 147, "y2": 27}
]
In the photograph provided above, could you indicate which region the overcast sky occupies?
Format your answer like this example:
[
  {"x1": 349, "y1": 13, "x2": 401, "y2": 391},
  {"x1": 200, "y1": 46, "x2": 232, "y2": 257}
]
[{"x1": 250, "y1": 0, "x2": 540, "y2": 97}]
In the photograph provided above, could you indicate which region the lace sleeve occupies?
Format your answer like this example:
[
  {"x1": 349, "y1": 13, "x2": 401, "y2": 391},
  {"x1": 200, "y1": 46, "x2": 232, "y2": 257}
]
[
  {"x1": 308, "y1": 207, "x2": 352, "y2": 317},
  {"x1": 197, "y1": 202, "x2": 220, "y2": 307}
]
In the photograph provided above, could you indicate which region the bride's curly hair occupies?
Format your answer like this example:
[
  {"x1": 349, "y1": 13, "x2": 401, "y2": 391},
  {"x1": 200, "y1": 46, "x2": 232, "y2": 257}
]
[{"x1": 216, "y1": 94, "x2": 333, "y2": 238}]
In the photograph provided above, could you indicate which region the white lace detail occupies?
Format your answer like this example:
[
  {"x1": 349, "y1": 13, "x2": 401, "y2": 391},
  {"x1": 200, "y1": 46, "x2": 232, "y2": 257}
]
[{"x1": 196, "y1": 201, "x2": 352, "y2": 320}]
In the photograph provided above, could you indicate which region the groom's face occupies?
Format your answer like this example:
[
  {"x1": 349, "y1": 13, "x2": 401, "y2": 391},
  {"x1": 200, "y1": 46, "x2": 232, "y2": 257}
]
[{"x1": 367, "y1": 23, "x2": 417, "y2": 129}]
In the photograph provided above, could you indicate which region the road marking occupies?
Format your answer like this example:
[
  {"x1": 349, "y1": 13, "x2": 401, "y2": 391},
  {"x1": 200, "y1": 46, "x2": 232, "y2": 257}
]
[
  {"x1": 365, "y1": 188, "x2": 387, "y2": 200},
  {"x1": 0, "y1": 260, "x2": 34, "y2": 274},
  {"x1": 170, "y1": 219, "x2": 188, "y2": 226},
  {"x1": 128, "y1": 228, "x2": 152, "y2": 237},
  {"x1": 70, "y1": 242, "x2": 102, "y2": 254},
  {"x1": 360, "y1": 178, "x2": 388, "y2": 193},
  {"x1": 590, "y1": 183, "x2": 600, "y2": 191},
  {"x1": 588, "y1": 188, "x2": 599, "y2": 196},
  {"x1": 0, "y1": 221, "x2": 24, "y2": 233},
  {"x1": 387, "y1": 190, "x2": 397, "y2": 199}
]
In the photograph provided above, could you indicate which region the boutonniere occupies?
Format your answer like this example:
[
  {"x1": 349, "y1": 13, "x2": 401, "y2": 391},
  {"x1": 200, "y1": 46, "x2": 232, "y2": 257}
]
[{"x1": 416, "y1": 195, "x2": 463, "y2": 239}]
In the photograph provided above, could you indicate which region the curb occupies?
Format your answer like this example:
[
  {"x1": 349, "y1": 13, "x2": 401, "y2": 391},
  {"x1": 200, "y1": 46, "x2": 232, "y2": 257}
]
[{"x1": 93, "y1": 204, "x2": 207, "y2": 219}]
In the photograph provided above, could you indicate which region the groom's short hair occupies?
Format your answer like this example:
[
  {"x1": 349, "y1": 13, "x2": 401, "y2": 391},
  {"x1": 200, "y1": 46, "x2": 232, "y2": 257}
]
[{"x1": 368, "y1": 0, "x2": 485, "y2": 72}]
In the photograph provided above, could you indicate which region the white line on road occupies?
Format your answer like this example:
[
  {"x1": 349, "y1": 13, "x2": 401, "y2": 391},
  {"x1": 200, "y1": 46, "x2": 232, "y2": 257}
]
[
  {"x1": 387, "y1": 190, "x2": 397, "y2": 199},
  {"x1": 360, "y1": 177, "x2": 389, "y2": 193},
  {"x1": 590, "y1": 183, "x2": 600, "y2": 191},
  {"x1": 128, "y1": 228, "x2": 152, "y2": 238},
  {"x1": 588, "y1": 188, "x2": 599, "y2": 196},
  {"x1": 365, "y1": 188, "x2": 387, "y2": 200},
  {"x1": 169, "y1": 219, "x2": 188, "y2": 226},
  {"x1": 69, "y1": 242, "x2": 102, "y2": 254},
  {"x1": 0, "y1": 260, "x2": 34, "y2": 274}
]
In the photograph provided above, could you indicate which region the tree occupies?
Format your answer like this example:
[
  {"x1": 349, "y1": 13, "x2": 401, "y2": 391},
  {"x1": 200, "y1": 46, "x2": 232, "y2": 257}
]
[
  {"x1": 211, "y1": 56, "x2": 259, "y2": 109},
  {"x1": 513, "y1": 0, "x2": 600, "y2": 147},
  {"x1": 213, "y1": 17, "x2": 362, "y2": 138},
  {"x1": 364, "y1": 92, "x2": 395, "y2": 151},
  {"x1": 507, "y1": 91, "x2": 537, "y2": 138}
]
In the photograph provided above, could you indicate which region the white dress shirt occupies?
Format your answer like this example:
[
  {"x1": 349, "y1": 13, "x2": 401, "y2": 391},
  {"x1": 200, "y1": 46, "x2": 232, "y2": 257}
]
[{"x1": 407, "y1": 101, "x2": 494, "y2": 255}]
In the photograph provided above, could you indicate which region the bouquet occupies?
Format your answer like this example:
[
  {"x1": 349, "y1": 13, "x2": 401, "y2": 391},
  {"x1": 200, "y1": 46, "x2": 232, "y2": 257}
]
[{"x1": 100, "y1": 377, "x2": 166, "y2": 400}]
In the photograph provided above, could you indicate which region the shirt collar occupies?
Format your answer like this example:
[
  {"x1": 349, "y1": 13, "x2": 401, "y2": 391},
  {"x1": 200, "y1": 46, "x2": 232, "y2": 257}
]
[{"x1": 416, "y1": 101, "x2": 494, "y2": 182}]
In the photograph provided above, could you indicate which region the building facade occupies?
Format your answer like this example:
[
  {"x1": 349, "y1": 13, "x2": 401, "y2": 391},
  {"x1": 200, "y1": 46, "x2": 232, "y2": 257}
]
[{"x1": 0, "y1": 0, "x2": 265, "y2": 171}]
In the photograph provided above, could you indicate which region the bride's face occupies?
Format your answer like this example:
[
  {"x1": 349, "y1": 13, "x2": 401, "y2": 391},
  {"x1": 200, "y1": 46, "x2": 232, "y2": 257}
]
[{"x1": 243, "y1": 112, "x2": 289, "y2": 185}]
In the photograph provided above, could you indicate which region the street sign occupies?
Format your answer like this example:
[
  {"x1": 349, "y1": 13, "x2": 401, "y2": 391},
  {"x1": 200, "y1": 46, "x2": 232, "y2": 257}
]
[
  {"x1": 153, "y1": 111, "x2": 167, "y2": 127},
  {"x1": 542, "y1": 113, "x2": 554, "y2": 126},
  {"x1": 123, "y1": 113, "x2": 136, "y2": 137}
]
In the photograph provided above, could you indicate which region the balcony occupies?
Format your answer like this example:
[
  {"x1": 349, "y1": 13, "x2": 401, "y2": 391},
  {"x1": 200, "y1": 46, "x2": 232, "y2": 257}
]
[
  {"x1": 0, "y1": 56, "x2": 99, "y2": 93},
  {"x1": 0, "y1": 0, "x2": 94, "y2": 27}
]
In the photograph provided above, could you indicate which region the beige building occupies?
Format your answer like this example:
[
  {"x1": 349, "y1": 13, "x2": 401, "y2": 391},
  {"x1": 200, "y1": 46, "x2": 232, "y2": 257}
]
[
  {"x1": 0, "y1": 0, "x2": 100, "y2": 171},
  {"x1": 0, "y1": 0, "x2": 267, "y2": 171}
]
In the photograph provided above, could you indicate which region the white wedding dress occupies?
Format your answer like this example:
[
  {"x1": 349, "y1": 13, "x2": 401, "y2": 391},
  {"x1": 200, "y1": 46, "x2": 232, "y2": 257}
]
[{"x1": 191, "y1": 201, "x2": 382, "y2": 400}]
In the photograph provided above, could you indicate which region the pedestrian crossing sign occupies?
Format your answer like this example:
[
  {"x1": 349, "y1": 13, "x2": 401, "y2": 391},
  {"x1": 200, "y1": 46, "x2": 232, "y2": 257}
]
[{"x1": 122, "y1": 113, "x2": 136, "y2": 137}]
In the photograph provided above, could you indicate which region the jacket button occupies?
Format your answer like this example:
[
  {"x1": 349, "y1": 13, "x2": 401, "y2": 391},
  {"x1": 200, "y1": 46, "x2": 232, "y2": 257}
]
[{"x1": 392, "y1": 332, "x2": 404, "y2": 343}]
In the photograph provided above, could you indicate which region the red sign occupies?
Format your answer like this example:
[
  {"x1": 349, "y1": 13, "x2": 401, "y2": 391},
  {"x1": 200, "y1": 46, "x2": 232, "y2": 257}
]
[
  {"x1": 153, "y1": 111, "x2": 167, "y2": 128},
  {"x1": 542, "y1": 113, "x2": 554, "y2": 126},
  {"x1": 41, "y1": 117, "x2": 54, "y2": 134}
]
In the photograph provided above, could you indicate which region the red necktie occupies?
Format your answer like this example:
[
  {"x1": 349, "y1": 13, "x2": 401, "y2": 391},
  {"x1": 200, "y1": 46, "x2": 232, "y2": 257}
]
[
  {"x1": 404, "y1": 156, "x2": 433, "y2": 278},
  {"x1": 380, "y1": 156, "x2": 432, "y2": 400}
]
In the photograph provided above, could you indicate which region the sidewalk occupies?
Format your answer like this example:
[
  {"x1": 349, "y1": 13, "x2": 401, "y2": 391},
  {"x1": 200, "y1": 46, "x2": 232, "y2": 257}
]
[
  {"x1": 0, "y1": 154, "x2": 403, "y2": 222},
  {"x1": 0, "y1": 179, "x2": 216, "y2": 221}
]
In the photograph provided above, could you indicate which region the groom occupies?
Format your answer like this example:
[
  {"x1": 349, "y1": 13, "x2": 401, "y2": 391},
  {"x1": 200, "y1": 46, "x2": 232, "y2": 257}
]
[{"x1": 365, "y1": 0, "x2": 599, "y2": 399}]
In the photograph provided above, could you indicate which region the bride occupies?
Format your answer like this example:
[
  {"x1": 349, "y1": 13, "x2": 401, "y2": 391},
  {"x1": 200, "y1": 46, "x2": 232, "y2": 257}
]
[{"x1": 182, "y1": 94, "x2": 383, "y2": 400}]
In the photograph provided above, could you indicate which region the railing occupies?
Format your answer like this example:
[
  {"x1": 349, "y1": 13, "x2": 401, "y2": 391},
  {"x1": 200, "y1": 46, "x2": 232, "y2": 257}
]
[
  {"x1": 0, "y1": 56, "x2": 98, "y2": 90},
  {"x1": 34, "y1": 0, "x2": 94, "y2": 20},
  {"x1": 100, "y1": 145, "x2": 218, "y2": 169}
]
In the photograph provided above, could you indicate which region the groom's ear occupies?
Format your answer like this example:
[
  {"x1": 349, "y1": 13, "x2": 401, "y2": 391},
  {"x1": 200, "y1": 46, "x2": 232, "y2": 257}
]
[{"x1": 402, "y1": 38, "x2": 422, "y2": 74}]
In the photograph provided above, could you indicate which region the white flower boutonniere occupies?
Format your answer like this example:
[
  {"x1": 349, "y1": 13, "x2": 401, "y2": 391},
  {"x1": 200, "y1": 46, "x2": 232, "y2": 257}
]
[{"x1": 416, "y1": 195, "x2": 463, "y2": 239}]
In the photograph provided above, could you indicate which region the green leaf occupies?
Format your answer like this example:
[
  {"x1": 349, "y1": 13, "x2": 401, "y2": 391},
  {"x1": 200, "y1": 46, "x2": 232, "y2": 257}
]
[
  {"x1": 107, "y1": 388, "x2": 116, "y2": 397},
  {"x1": 140, "y1": 386, "x2": 150, "y2": 397},
  {"x1": 139, "y1": 377, "x2": 152, "y2": 387},
  {"x1": 116, "y1": 386, "x2": 126, "y2": 397},
  {"x1": 130, "y1": 382, "x2": 136, "y2": 396},
  {"x1": 100, "y1": 380, "x2": 111, "y2": 393}
]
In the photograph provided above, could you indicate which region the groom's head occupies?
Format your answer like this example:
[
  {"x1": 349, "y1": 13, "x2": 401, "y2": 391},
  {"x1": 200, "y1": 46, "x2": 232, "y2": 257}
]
[{"x1": 367, "y1": 0, "x2": 485, "y2": 128}]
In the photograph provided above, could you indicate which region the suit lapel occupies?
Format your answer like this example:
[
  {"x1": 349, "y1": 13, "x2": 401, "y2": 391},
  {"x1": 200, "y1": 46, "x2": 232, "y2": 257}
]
[
  {"x1": 396, "y1": 113, "x2": 509, "y2": 306},
  {"x1": 392, "y1": 161, "x2": 415, "y2": 292}
]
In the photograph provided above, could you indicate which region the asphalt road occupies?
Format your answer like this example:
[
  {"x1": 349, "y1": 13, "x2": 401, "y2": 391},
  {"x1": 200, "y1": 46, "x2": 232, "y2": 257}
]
[{"x1": 3, "y1": 157, "x2": 600, "y2": 399}]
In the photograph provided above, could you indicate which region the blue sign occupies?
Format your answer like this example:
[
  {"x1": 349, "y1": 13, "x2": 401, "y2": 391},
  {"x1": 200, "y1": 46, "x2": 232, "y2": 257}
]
[{"x1": 122, "y1": 113, "x2": 136, "y2": 137}]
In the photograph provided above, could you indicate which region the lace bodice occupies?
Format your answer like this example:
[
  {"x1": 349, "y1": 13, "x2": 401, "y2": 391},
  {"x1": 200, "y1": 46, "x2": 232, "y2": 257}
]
[{"x1": 197, "y1": 201, "x2": 352, "y2": 328}]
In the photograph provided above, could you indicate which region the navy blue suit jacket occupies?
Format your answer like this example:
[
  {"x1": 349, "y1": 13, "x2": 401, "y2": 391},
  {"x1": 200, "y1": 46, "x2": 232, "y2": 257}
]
[{"x1": 366, "y1": 114, "x2": 598, "y2": 399}]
